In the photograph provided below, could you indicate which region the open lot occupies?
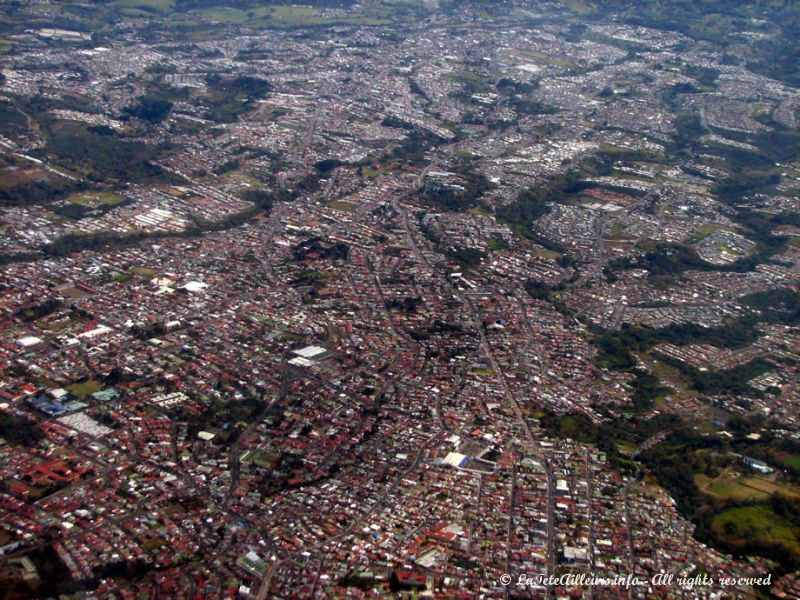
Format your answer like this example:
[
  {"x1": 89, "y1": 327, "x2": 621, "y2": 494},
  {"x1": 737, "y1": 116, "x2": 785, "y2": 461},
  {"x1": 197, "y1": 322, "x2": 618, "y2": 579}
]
[
  {"x1": 711, "y1": 504, "x2": 800, "y2": 557},
  {"x1": 695, "y1": 470, "x2": 800, "y2": 502},
  {"x1": 67, "y1": 191, "x2": 126, "y2": 206},
  {"x1": 66, "y1": 380, "x2": 104, "y2": 399}
]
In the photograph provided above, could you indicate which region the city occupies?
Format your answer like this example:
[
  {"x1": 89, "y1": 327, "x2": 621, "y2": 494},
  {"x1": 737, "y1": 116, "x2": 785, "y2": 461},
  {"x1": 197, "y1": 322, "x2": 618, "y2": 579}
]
[{"x1": 0, "y1": 1, "x2": 799, "y2": 598}]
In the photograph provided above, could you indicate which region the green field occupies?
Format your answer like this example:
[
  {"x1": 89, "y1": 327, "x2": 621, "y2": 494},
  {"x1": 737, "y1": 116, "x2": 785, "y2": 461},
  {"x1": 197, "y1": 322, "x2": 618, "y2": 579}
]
[
  {"x1": 608, "y1": 169, "x2": 654, "y2": 183},
  {"x1": 326, "y1": 200, "x2": 356, "y2": 213},
  {"x1": 112, "y1": 272, "x2": 133, "y2": 283},
  {"x1": 242, "y1": 450, "x2": 278, "y2": 468},
  {"x1": 118, "y1": 7, "x2": 158, "y2": 19},
  {"x1": 60, "y1": 286, "x2": 91, "y2": 299},
  {"x1": 66, "y1": 380, "x2": 104, "y2": 399},
  {"x1": 778, "y1": 453, "x2": 800, "y2": 470},
  {"x1": 199, "y1": 6, "x2": 276, "y2": 25},
  {"x1": 131, "y1": 266, "x2": 159, "y2": 278},
  {"x1": 696, "y1": 471, "x2": 800, "y2": 502},
  {"x1": 195, "y1": 5, "x2": 391, "y2": 28},
  {"x1": 112, "y1": 0, "x2": 174, "y2": 10},
  {"x1": 511, "y1": 49, "x2": 577, "y2": 70},
  {"x1": 564, "y1": 0, "x2": 593, "y2": 14},
  {"x1": 443, "y1": 71, "x2": 491, "y2": 88},
  {"x1": 690, "y1": 222, "x2": 734, "y2": 242},
  {"x1": 99, "y1": 0, "x2": 400, "y2": 30},
  {"x1": 470, "y1": 367, "x2": 494, "y2": 376},
  {"x1": 711, "y1": 505, "x2": 800, "y2": 556},
  {"x1": 361, "y1": 167, "x2": 381, "y2": 179},
  {"x1": 67, "y1": 191, "x2": 126, "y2": 206},
  {"x1": 704, "y1": 476, "x2": 768, "y2": 501}
]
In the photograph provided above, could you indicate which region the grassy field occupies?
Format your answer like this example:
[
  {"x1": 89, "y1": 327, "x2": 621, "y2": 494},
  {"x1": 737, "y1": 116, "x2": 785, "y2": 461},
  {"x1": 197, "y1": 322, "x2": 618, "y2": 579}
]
[
  {"x1": 609, "y1": 169, "x2": 654, "y2": 183},
  {"x1": 112, "y1": 0, "x2": 174, "y2": 10},
  {"x1": 0, "y1": 167, "x2": 47, "y2": 190},
  {"x1": 326, "y1": 200, "x2": 356, "y2": 212},
  {"x1": 470, "y1": 367, "x2": 495, "y2": 376},
  {"x1": 131, "y1": 266, "x2": 159, "y2": 278},
  {"x1": 777, "y1": 452, "x2": 800, "y2": 470},
  {"x1": 361, "y1": 167, "x2": 381, "y2": 179},
  {"x1": 67, "y1": 191, "x2": 126, "y2": 206},
  {"x1": 642, "y1": 354, "x2": 696, "y2": 402},
  {"x1": 131, "y1": 1, "x2": 397, "y2": 30},
  {"x1": 242, "y1": 450, "x2": 278, "y2": 468},
  {"x1": 198, "y1": 6, "x2": 276, "y2": 25},
  {"x1": 113, "y1": 272, "x2": 133, "y2": 283},
  {"x1": 443, "y1": 71, "x2": 492, "y2": 88},
  {"x1": 696, "y1": 470, "x2": 800, "y2": 502},
  {"x1": 690, "y1": 222, "x2": 734, "y2": 241},
  {"x1": 530, "y1": 245, "x2": 561, "y2": 260},
  {"x1": 60, "y1": 286, "x2": 91, "y2": 299},
  {"x1": 743, "y1": 477, "x2": 800, "y2": 497},
  {"x1": 711, "y1": 504, "x2": 800, "y2": 556},
  {"x1": 511, "y1": 49, "x2": 577, "y2": 70},
  {"x1": 697, "y1": 474, "x2": 769, "y2": 501},
  {"x1": 66, "y1": 380, "x2": 104, "y2": 399},
  {"x1": 118, "y1": 7, "x2": 159, "y2": 19},
  {"x1": 195, "y1": 5, "x2": 392, "y2": 28},
  {"x1": 564, "y1": 0, "x2": 594, "y2": 14},
  {"x1": 634, "y1": 237, "x2": 659, "y2": 252}
]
